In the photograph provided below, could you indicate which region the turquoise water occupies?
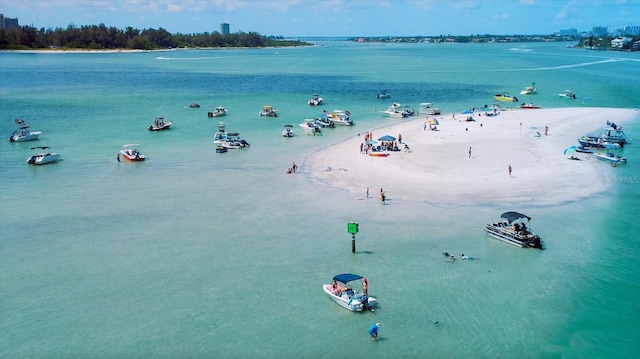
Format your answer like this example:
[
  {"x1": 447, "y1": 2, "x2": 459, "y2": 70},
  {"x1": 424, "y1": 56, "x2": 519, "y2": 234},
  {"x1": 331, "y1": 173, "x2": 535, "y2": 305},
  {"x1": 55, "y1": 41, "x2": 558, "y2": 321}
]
[{"x1": 1, "y1": 42, "x2": 639, "y2": 358}]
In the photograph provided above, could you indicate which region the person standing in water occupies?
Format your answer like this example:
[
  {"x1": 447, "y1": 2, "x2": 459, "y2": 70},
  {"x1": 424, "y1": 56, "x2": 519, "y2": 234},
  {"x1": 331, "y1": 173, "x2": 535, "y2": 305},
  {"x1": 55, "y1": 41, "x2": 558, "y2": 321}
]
[{"x1": 368, "y1": 323, "x2": 380, "y2": 340}]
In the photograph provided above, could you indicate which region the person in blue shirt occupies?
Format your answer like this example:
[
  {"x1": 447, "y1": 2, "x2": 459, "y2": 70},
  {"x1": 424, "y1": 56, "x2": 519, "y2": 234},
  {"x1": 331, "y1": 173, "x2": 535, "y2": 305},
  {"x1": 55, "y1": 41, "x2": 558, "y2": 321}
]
[{"x1": 368, "y1": 323, "x2": 380, "y2": 340}]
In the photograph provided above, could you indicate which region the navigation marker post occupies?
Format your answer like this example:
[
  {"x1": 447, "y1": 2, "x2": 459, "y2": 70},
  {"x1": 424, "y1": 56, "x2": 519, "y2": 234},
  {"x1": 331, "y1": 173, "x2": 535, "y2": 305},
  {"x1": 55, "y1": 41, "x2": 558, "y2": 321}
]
[{"x1": 348, "y1": 222, "x2": 359, "y2": 253}]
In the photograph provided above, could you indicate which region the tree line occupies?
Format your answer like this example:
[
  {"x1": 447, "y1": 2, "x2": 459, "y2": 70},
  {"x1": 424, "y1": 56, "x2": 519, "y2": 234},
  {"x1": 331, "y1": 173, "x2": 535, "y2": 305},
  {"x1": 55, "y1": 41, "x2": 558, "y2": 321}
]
[{"x1": 0, "y1": 24, "x2": 310, "y2": 50}]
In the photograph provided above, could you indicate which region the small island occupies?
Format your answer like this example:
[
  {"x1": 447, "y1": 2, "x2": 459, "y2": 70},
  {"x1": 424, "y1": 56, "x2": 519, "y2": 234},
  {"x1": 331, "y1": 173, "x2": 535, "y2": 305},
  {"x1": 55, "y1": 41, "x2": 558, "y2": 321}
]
[{"x1": 0, "y1": 24, "x2": 311, "y2": 51}]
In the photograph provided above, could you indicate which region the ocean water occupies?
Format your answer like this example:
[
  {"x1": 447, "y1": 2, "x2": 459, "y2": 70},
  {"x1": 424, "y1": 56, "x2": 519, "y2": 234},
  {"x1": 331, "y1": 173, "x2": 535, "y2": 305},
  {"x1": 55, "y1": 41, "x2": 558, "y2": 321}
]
[{"x1": 1, "y1": 42, "x2": 639, "y2": 358}]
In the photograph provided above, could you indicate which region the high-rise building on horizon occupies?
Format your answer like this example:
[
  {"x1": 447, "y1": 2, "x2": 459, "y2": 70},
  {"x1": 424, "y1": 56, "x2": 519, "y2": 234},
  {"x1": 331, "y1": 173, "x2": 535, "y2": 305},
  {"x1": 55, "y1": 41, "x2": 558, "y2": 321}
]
[
  {"x1": 221, "y1": 23, "x2": 230, "y2": 36},
  {"x1": 1, "y1": 13, "x2": 20, "y2": 30}
]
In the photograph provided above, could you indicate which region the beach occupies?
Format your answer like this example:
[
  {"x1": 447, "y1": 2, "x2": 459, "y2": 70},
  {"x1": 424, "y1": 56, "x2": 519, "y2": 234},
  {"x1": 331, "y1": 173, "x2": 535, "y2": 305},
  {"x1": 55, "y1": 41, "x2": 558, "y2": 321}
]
[{"x1": 308, "y1": 107, "x2": 638, "y2": 206}]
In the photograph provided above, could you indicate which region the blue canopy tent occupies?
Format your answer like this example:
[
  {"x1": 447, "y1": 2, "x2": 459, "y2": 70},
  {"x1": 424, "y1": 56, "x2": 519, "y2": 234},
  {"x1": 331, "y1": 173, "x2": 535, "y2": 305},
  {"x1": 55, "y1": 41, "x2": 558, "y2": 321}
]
[{"x1": 378, "y1": 135, "x2": 396, "y2": 142}]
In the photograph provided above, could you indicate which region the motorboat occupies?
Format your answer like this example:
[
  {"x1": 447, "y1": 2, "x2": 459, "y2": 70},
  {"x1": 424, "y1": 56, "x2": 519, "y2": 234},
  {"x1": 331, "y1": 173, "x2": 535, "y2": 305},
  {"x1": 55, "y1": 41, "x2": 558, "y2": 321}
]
[
  {"x1": 558, "y1": 90, "x2": 576, "y2": 99},
  {"x1": 27, "y1": 146, "x2": 60, "y2": 165},
  {"x1": 323, "y1": 273, "x2": 376, "y2": 312},
  {"x1": 575, "y1": 145, "x2": 593, "y2": 153},
  {"x1": 208, "y1": 105, "x2": 228, "y2": 117},
  {"x1": 213, "y1": 122, "x2": 250, "y2": 147},
  {"x1": 578, "y1": 126, "x2": 627, "y2": 148},
  {"x1": 376, "y1": 90, "x2": 390, "y2": 99},
  {"x1": 9, "y1": 119, "x2": 41, "y2": 142},
  {"x1": 314, "y1": 116, "x2": 335, "y2": 128},
  {"x1": 148, "y1": 117, "x2": 172, "y2": 131},
  {"x1": 120, "y1": 144, "x2": 145, "y2": 161},
  {"x1": 259, "y1": 105, "x2": 278, "y2": 117},
  {"x1": 282, "y1": 125, "x2": 294, "y2": 137},
  {"x1": 380, "y1": 103, "x2": 413, "y2": 118},
  {"x1": 594, "y1": 151, "x2": 626, "y2": 164},
  {"x1": 494, "y1": 93, "x2": 518, "y2": 102},
  {"x1": 299, "y1": 119, "x2": 322, "y2": 135},
  {"x1": 485, "y1": 212, "x2": 543, "y2": 249},
  {"x1": 189, "y1": 102, "x2": 201, "y2": 108},
  {"x1": 519, "y1": 84, "x2": 538, "y2": 95},
  {"x1": 520, "y1": 103, "x2": 541, "y2": 109},
  {"x1": 325, "y1": 110, "x2": 354, "y2": 126},
  {"x1": 308, "y1": 94, "x2": 323, "y2": 106},
  {"x1": 418, "y1": 102, "x2": 441, "y2": 115},
  {"x1": 215, "y1": 146, "x2": 227, "y2": 153}
]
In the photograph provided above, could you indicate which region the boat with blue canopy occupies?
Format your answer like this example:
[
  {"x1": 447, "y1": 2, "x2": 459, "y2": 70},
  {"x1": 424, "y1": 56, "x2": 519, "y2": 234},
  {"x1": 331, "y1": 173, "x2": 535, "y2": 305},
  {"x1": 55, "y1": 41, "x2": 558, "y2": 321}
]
[
  {"x1": 485, "y1": 212, "x2": 543, "y2": 249},
  {"x1": 323, "y1": 273, "x2": 376, "y2": 312}
]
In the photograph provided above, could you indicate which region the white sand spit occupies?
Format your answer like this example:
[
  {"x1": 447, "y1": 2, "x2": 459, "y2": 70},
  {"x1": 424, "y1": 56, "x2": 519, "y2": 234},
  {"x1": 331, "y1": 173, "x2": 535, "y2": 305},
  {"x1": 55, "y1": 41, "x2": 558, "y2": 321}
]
[{"x1": 306, "y1": 107, "x2": 638, "y2": 206}]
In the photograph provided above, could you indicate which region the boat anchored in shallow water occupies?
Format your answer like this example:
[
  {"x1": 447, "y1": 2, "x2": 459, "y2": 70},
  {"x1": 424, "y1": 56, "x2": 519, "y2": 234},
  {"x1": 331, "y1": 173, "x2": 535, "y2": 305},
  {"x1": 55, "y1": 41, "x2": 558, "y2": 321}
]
[
  {"x1": 208, "y1": 105, "x2": 228, "y2": 117},
  {"x1": 594, "y1": 151, "x2": 626, "y2": 164},
  {"x1": 494, "y1": 93, "x2": 519, "y2": 102},
  {"x1": 120, "y1": 144, "x2": 145, "y2": 161},
  {"x1": 9, "y1": 119, "x2": 41, "y2": 142},
  {"x1": 148, "y1": 117, "x2": 172, "y2": 131},
  {"x1": 323, "y1": 273, "x2": 376, "y2": 312},
  {"x1": 27, "y1": 146, "x2": 60, "y2": 165},
  {"x1": 485, "y1": 212, "x2": 543, "y2": 249}
]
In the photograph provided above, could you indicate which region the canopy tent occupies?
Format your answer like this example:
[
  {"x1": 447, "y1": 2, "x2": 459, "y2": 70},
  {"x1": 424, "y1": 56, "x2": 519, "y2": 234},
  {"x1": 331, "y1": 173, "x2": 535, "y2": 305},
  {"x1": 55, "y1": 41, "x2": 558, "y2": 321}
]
[
  {"x1": 429, "y1": 119, "x2": 439, "y2": 126},
  {"x1": 564, "y1": 146, "x2": 577, "y2": 155},
  {"x1": 333, "y1": 273, "x2": 364, "y2": 284},
  {"x1": 500, "y1": 212, "x2": 531, "y2": 224},
  {"x1": 378, "y1": 135, "x2": 396, "y2": 142}
]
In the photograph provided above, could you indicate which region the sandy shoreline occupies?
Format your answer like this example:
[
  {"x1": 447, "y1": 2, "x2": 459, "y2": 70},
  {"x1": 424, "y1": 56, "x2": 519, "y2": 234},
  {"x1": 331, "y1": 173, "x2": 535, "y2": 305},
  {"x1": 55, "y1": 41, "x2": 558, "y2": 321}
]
[{"x1": 306, "y1": 107, "x2": 638, "y2": 206}]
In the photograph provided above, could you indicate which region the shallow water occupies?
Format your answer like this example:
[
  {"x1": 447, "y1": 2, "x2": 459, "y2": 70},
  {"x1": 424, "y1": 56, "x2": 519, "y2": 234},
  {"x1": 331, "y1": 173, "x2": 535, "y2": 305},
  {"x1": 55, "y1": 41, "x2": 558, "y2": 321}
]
[{"x1": 1, "y1": 42, "x2": 639, "y2": 358}]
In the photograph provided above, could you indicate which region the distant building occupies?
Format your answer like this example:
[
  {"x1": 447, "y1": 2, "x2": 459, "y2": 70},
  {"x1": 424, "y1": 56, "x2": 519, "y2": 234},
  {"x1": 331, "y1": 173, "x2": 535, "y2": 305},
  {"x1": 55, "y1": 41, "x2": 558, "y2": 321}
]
[
  {"x1": 1, "y1": 13, "x2": 20, "y2": 30},
  {"x1": 611, "y1": 37, "x2": 632, "y2": 48},
  {"x1": 622, "y1": 25, "x2": 640, "y2": 36},
  {"x1": 591, "y1": 26, "x2": 608, "y2": 37},
  {"x1": 559, "y1": 28, "x2": 578, "y2": 37},
  {"x1": 220, "y1": 23, "x2": 230, "y2": 36}
]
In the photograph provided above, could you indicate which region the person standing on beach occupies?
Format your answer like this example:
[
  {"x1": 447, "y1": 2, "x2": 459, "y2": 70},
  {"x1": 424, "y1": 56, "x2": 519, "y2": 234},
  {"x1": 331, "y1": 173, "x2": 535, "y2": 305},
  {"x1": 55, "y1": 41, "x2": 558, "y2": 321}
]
[
  {"x1": 468, "y1": 147, "x2": 472, "y2": 158},
  {"x1": 292, "y1": 162, "x2": 298, "y2": 174},
  {"x1": 368, "y1": 323, "x2": 380, "y2": 340},
  {"x1": 366, "y1": 187, "x2": 369, "y2": 198},
  {"x1": 424, "y1": 122, "x2": 427, "y2": 131},
  {"x1": 508, "y1": 165, "x2": 512, "y2": 177},
  {"x1": 544, "y1": 126, "x2": 549, "y2": 136},
  {"x1": 381, "y1": 193, "x2": 386, "y2": 205},
  {"x1": 398, "y1": 133, "x2": 402, "y2": 144}
]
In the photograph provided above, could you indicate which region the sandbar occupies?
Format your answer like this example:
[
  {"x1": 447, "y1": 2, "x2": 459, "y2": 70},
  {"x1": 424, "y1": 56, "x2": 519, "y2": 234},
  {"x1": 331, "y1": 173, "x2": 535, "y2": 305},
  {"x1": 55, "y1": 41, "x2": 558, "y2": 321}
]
[{"x1": 306, "y1": 107, "x2": 637, "y2": 206}]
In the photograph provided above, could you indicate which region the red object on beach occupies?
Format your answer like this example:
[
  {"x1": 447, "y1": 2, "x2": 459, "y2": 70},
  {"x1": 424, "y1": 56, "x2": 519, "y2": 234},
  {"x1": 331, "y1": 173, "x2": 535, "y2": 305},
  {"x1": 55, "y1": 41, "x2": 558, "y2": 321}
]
[{"x1": 369, "y1": 153, "x2": 389, "y2": 157}]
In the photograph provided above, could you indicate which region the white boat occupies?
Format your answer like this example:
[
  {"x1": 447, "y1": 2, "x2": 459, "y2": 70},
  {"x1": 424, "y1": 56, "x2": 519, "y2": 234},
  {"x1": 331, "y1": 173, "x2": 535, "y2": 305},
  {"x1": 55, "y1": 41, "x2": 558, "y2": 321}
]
[
  {"x1": 27, "y1": 146, "x2": 60, "y2": 165},
  {"x1": 9, "y1": 119, "x2": 41, "y2": 142},
  {"x1": 307, "y1": 94, "x2": 323, "y2": 106},
  {"x1": 519, "y1": 103, "x2": 541, "y2": 109},
  {"x1": 380, "y1": 103, "x2": 413, "y2": 118},
  {"x1": 213, "y1": 123, "x2": 250, "y2": 148},
  {"x1": 325, "y1": 110, "x2": 354, "y2": 126},
  {"x1": 208, "y1": 105, "x2": 228, "y2": 117},
  {"x1": 148, "y1": 117, "x2": 172, "y2": 131},
  {"x1": 594, "y1": 151, "x2": 626, "y2": 164},
  {"x1": 322, "y1": 273, "x2": 376, "y2": 312},
  {"x1": 558, "y1": 90, "x2": 576, "y2": 99},
  {"x1": 282, "y1": 125, "x2": 294, "y2": 137},
  {"x1": 578, "y1": 126, "x2": 628, "y2": 148},
  {"x1": 376, "y1": 90, "x2": 391, "y2": 99},
  {"x1": 519, "y1": 85, "x2": 538, "y2": 95},
  {"x1": 314, "y1": 116, "x2": 335, "y2": 128},
  {"x1": 418, "y1": 102, "x2": 441, "y2": 115},
  {"x1": 485, "y1": 212, "x2": 543, "y2": 249},
  {"x1": 299, "y1": 119, "x2": 321, "y2": 134},
  {"x1": 120, "y1": 144, "x2": 145, "y2": 161},
  {"x1": 259, "y1": 105, "x2": 278, "y2": 117}
]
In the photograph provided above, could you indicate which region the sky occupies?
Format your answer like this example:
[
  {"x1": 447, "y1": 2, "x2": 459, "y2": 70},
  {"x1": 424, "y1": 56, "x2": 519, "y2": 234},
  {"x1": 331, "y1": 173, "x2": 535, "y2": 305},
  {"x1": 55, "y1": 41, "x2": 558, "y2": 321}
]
[{"x1": 2, "y1": 0, "x2": 639, "y2": 37}]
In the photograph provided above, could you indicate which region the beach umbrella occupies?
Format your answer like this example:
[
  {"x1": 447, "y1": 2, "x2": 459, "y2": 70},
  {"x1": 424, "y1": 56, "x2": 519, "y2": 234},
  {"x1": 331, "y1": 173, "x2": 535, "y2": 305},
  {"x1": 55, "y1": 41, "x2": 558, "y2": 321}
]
[
  {"x1": 564, "y1": 146, "x2": 577, "y2": 155},
  {"x1": 429, "y1": 119, "x2": 439, "y2": 126},
  {"x1": 378, "y1": 135, "x2": 396, "y2": 142}
]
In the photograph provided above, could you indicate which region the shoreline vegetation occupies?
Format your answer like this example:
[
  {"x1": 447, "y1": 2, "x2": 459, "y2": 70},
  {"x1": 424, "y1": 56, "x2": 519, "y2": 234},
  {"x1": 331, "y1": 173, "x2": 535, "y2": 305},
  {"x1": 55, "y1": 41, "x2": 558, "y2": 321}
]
[
  {"x1": 2, "y1": 23, "x2": 638, "y2": 51},
  {"x1": 0, "y1": 24, "x2": 311, "y2": 51}
]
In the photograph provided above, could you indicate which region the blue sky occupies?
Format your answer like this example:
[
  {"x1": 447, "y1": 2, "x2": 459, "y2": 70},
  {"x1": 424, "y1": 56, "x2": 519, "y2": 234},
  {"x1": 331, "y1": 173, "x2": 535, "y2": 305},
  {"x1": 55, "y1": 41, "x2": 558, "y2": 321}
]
[{"x1": 2, "y1": 0, "x2": 639, "y2": 37}]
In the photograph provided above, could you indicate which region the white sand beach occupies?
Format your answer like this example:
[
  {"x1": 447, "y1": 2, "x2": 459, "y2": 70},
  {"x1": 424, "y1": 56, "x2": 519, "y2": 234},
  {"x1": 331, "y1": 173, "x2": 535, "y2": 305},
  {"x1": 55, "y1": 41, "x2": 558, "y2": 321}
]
[{"x1": 307, "y1": 107, "x2": 637, "y2": 206}]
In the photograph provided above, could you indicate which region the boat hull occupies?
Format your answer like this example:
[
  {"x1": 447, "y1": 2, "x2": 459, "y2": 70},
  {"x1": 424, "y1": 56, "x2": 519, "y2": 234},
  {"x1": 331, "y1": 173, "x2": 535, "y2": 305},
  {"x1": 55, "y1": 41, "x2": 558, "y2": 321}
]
[
  {"x1": 322, "y1": 285, "x2": 375, "y2": 312},
  {"x1": 485, "y1": 225, "x2": 542, "y2": 249},
  {"x1": 10, "y1": 131, "x2": 42, "y2": 142},
  {"x1": 27, "y1": 153, "x2": 60, "y2": 165}
]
